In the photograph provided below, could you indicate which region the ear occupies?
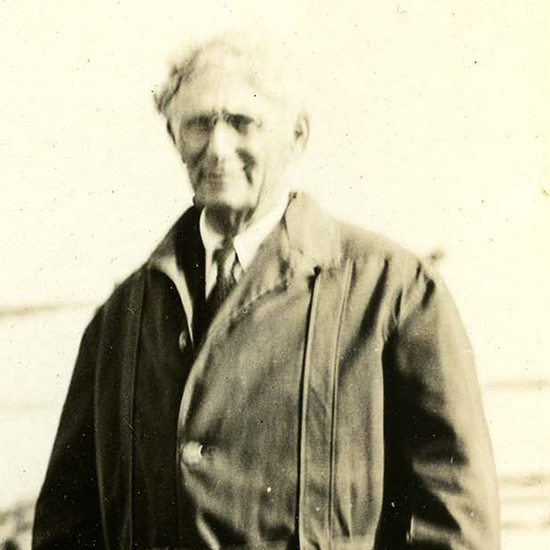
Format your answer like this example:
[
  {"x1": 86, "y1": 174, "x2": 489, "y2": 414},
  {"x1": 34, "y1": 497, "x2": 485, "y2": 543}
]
[{"x1": 292, "y1": 110, "x2": 310, "y2": 156}]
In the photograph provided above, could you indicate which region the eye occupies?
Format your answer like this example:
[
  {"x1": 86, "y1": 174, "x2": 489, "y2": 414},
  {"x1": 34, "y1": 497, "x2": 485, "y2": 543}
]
[
  {"x1": 186, "y1": 116, "x2": 212, "y2": 133},
  {"x1": 225, "y1": 114, "x2": 253, "y2": 134}
]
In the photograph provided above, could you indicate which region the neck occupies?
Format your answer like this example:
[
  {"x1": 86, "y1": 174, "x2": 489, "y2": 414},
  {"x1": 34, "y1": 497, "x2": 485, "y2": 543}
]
[
  {"x1": 203, "y1": 206, "x2": 253, "y2": 238},
  {"x1": 203, "y1": 191, "x2": 287, "y2": 238}
]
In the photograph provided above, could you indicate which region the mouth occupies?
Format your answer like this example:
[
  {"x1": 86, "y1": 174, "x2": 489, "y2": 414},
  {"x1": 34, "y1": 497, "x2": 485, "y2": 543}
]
[
  {"x1": 200, "y1": 167, "x2": 241, "y2": 185},
  {"x1": 202, "y1": 173, "x2": 228, "y2": 188},
  {"x1": 195, "y1": 162, "x2": 253, "y2": 188},
  {"x1": 206, "y1": 171, "x2": 225, "y2": 180},
  {"x1": 194, "y1": 167, "x2": 217, "y2": 182},
  {"x1": 204, "y1": 166, "x2": 224, "y2": 177}
]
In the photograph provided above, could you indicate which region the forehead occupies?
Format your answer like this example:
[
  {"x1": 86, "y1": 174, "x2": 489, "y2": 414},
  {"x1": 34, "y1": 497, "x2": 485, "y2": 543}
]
[{"x1": 168, "y1": 53, "x2": 287, "y2": 121}]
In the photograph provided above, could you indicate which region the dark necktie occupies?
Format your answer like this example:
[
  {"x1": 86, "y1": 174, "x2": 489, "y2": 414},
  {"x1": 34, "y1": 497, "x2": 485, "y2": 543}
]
[{"x1": 207, "y1": 240, "x2": 239, "y2": 316}]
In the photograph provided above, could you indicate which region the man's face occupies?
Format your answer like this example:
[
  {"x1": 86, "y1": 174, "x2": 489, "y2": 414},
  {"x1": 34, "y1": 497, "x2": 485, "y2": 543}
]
[{"x1": 167, "y1": 55, "x2": 298, "y2": 223}]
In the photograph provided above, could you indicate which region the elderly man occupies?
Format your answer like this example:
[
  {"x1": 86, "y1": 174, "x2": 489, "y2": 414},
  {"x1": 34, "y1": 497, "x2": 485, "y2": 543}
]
[{"x1": 33, "y1": 33, "x2": 500, "y2": 549}]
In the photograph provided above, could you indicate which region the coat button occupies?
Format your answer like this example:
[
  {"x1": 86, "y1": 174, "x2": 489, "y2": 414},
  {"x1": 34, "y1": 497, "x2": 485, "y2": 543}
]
[
  {"x1": 178, "y1": 330, "x2": 189, "y2": 352},
  {"x1": 181, "y1": 441, "x2": 203, "y2": 466}
]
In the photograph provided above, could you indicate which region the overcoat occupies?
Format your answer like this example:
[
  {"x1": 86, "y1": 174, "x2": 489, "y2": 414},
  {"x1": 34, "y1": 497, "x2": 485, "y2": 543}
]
[{"x1": 33, "y1": 192, "x2": 500, "y2": 549}]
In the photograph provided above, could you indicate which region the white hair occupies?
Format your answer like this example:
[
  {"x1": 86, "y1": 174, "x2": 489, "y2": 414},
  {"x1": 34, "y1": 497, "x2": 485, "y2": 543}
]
[{"x1": 154, "y1": 29, "x2": 306, "y2": 132}]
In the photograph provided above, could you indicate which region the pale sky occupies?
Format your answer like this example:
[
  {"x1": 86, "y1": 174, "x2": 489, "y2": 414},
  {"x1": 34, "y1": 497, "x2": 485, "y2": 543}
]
[{"x1": 1, "y1": 0, "x2": 548, "y2": 382}]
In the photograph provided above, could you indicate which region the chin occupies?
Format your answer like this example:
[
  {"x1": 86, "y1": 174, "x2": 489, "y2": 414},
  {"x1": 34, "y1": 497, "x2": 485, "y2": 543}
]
[{"x1": 193, "y1": 180, "x2": 257, "y2": 213}]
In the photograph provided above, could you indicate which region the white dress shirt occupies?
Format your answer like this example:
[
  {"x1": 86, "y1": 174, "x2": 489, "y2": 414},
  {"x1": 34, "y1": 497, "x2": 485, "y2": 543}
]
[{"x1": 199, "y1": 192, "x2": 290, "y2": 299}]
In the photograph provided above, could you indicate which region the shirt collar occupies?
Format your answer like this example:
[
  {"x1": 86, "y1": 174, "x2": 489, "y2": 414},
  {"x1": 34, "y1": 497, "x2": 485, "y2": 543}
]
[{"x1": 200, "y1": 190, "x2": 290, "y2": 276}]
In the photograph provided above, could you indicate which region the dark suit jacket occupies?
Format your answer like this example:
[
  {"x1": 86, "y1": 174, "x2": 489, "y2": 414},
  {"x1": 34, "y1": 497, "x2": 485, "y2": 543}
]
[{"x1": 33, "y1": 192, "x2": 500, "y2": 549}]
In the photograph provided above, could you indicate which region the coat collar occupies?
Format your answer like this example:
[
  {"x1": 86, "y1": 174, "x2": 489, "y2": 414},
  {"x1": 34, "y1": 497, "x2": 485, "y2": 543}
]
[
  {"x1": 147, "y1": 192, "x2": 342, "y2": 341},
  {"x1": 283, "y1": 191, "x2": 342, "y2": 273}
]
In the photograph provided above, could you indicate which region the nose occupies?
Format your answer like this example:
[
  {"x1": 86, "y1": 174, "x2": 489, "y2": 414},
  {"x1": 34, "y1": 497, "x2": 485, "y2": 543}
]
[{"x1": 204, "y1": 120, "x2": 234, "y2": 166}]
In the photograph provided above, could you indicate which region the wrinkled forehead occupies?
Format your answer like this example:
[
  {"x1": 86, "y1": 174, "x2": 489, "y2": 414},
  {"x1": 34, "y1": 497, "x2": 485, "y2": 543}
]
[{"x1": 168, "y1": 46, "x2": 294, "y2": 120}]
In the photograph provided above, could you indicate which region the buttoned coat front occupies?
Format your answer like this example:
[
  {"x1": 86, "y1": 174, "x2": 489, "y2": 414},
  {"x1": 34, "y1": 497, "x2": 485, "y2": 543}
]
[{"x1": 33, "y1": 193, "x2": 500, "y2": 549}]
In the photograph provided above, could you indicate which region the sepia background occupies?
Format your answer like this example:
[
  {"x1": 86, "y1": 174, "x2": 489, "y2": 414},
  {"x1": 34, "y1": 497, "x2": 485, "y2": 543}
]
[{"x1": 1, "y1": 0, "x2": 548, "y2": 547}]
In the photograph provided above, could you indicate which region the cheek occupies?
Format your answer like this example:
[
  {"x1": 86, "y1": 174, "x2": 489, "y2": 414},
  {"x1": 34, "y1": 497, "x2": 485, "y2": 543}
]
[
  {"x1": 174, "y1": 122, "x2": 202, "y2": 166},
  {"x1": 235, "y1": 140, "x2": 263, "y2": 178},
  {"x1": 237, "y1": 148, "x2": 259, "y2": 171},
  {"x1": 263, "y1": 144, "x2": 289, "y2": 176},
  {"x1": 178, "y1": 142, "x2": 203, "y2": 170}
]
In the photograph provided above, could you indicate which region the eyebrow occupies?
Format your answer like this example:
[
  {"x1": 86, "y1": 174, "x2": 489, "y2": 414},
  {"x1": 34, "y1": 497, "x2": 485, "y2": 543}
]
[
  {"x1": 225, "y1": 113, "x2": 255, "y2": 123},
  {"x1": 183, "y1": 111, "x2": 259, "y2": 126},
  {"x1": 184, "y1": 114, "x2": 212, "y2": 124}
]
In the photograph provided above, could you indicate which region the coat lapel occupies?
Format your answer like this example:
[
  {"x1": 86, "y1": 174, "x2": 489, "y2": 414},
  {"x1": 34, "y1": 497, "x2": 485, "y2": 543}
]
[
  {"x1": 147, "y1": 192, "x2": 343, "y2": 346},
  {"x1": 217, "y1": 219, "x2": 293, "y2": 329},
  {"x1": 148, "y1": 208, "x2": 201, "y2": 345},
  {"x1": 195, "y1": 192, "x2": 344, "y2": 340}
]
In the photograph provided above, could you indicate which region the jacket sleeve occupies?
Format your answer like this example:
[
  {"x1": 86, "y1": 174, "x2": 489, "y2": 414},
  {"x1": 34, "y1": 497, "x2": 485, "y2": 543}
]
[
  {"x1": 32, "y1": 311, "x2": 105, "y2": 549},
  {"x1": 387, "y1": 265, "x2": 500, "y2": 549}
]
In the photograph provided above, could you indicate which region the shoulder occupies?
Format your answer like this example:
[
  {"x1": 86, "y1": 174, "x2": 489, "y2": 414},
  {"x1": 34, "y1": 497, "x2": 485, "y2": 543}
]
[
  {"x1": 94, "y1": 205, "x2": 200, "y2": 322},
  {"x1": 295, "y1": 192, "x2": 432, "y2": 279},
  {"x1": 293, "y1": 193, "x2": 451, "y2": 325},
  {"x1": 84, "y1": 266, "x2": 148, "y2": 342},
  {"x1": 339, "y1": 219, "x2": 418, "y2": 269}
]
